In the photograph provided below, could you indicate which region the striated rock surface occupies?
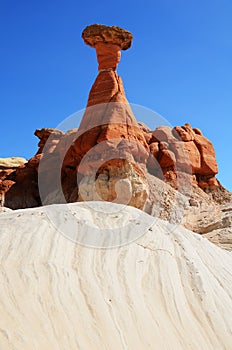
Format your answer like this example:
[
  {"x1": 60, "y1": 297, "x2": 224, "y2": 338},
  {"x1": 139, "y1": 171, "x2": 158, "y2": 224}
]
[
  {"x1": 146, "y1": 173, "x2": 232, "y2": 251},
  {"x1": 0, "y1": 157, "x2": 27, "y2": 206},
  {"x1": 0, "y1": 202, "x2": 231, "y2": 349},
  {"x1": 82, "y1": 25, "x2": 132, "y2": 72},
  {"x1": 184, "y1": 200, "x2": 232, "y2": 251}
]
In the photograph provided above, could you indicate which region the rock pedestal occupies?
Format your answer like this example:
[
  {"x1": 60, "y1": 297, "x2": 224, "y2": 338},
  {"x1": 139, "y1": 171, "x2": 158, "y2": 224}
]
[
  {"x1": 0, "y1": 24, "x2": 223, "y2": 213},
  {"x1": 62, "y1": 24, "x2": 149, "y2": 209}
]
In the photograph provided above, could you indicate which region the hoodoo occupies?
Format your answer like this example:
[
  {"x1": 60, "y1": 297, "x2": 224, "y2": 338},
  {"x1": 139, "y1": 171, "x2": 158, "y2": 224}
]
[
  {"x1": 1, "y1": 24, "x2": 231, "y2": 252},
  {"x1": 62, "y1": 24, "x2": 149, "y2": 209}
]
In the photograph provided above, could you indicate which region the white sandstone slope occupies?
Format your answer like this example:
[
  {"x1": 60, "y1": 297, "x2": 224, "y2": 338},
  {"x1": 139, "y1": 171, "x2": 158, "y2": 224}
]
[{"x1": 0, "y1": 202, "x2": 231, "y2": 350}]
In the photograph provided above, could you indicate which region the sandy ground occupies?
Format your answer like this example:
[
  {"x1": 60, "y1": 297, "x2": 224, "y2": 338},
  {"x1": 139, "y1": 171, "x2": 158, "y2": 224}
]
[{"x1": 0, "y1": 202, "x2": 231, "y2": 349}]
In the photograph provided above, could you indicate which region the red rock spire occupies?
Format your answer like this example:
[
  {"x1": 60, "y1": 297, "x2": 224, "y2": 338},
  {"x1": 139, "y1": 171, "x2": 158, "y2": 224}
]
[
  {"x1": 69, "y1": 24, "x2": 149, "y2": 208},
  {"x1": 81, "y1": 24, "x2": 132, "y2": 107},
  {"x1": 77, "y1": 24, "x2": 148, "y2": 155},
  {"x1": 82, "y1": 24, "x2": 132, "y2": 71}
]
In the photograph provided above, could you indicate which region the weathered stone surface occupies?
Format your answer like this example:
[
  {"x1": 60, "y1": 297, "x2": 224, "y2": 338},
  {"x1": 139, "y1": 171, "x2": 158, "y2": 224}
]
[
  {"x1": 184, "y1": 202, "x2": 232, "y2": 251},
  {"x1": 0, "y1": 157, "x2": 27, "y2": 168},
  {"x1": 82, "y1": 25, "x2": 132, "y2": 72},
  {"x1": 182, "y1": 141, "x2": 201, "y2": 173},
  {"x1": 152, "y1": 126, "x2": 177, "y2": 143},
  {"x1": 193, "y1": 127, "x2": 203, "y2": 135},
  {"x1": 194, "y1": 134, "x2": 218, "y2": 175},
  {"x1": 0, "y1": 24, "x2": 230, "y2": 254},
  {"x1": 148, "y1": 124, "x2": 219, "y2": 189},
  {"x1": 173, "y1": 124, "x2": 195, "y2": 141},
  {"x1": 2, "y1": 163, "x2": 40, "y2": 209},
  {"x1": 0, "y1": 24, "x2": 225, "y2": 242},
  {"x1": 82, "y1": 24, "x2": 133, "y2": 50},
  {"x1": 78, "y1": 160, "x2": 148, "y2": 210},
  {"x1": 149, "y1": 142, "x2": 159, "y2": 158},
  {"x1": 0, "y1": 157, "x2": 28, "y2": 207},
  {"x1": 27, "y1": 154, "x2": 43, "y2": 169},
  {"x1": 198, "y1": 175, "x2": 219, "y2": 190},
  {"x1": 158, "y1": 149, "x2": 176, "y2": 168},
  {"x1": 0, "y1": 206, "x2": 11, "y2": 213},
  {"x1": 56, "y1": 129, "x2": 79, "y2": 163},
  {"x1": 138, "y1": 122, "x2": 151, "y2": 133},
  {"x1": 170, "y1": 140, "x2": 201, "y2": 173},
  {"x1": 95, "y1": 42, "x2": 121, "y2": 71},
  {"x1": 207, "y1": 176, "x2": 219, "y2": 189},
  {"x1": 35, "y1": 128, "x2": 63, "y2": 154},
  {"x1": 143, "y1": 132, "x2": 153, "y2": 144},
  {"x1": 86, "y1": 71, "x2": 127, "y2": 107},
  {"x1": 61, "y1": 25, "x2": 148, "y2": 209}
]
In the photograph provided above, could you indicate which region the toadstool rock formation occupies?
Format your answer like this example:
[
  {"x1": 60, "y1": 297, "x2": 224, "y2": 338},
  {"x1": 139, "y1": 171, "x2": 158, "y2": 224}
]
[
  {"x1": 0, "y1": 24, "x2": 231, "y2": 250},
  {"x1": 61, "y1": 24, "x2": 149, "y2": 209}
]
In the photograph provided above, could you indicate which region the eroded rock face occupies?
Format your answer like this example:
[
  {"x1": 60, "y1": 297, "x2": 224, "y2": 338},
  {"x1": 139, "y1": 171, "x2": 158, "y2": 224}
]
[
  {"x1": 1, "y1": 120, "x2": 221, "y2": 212},
  {"x1": 0, "y1": 25, "x2": 230, "y2": 254},
  {"x1": 0, "y1": 25, "x2": 221, "y2": 211},
  {"x1": 143, "y1": 123, "x2": 219, "y2": 191},
  {"x1": 78, "y1": 160, "x2": 148, "y2": 210},
  {"x1": 82, "y1": 24, "x2": 132, "y2": 72},
  {"x1": 0, "y1": 157, "x2": 27, "y2": 168},
  {"x1": 0, "y1": 157, "x2": 27, "y2": 207},
  {"x1": 35, "y1": 128, "x2": 64, "y2": 154},
  {"x1": 183, "y1": 201, "x2": 232, "y2": 251},
  {"x1": 0, "y1": 157, "x2": 41, "y2": 209},
  {"x1": 1, "y1": 24, "x2": 230, "y2": 251},
  {"x1": 59, "y1": 24, "x2": 149, "y2": 209},
  {"x1": 82, "y1": 24, "x2": 133, "y2": 50}
]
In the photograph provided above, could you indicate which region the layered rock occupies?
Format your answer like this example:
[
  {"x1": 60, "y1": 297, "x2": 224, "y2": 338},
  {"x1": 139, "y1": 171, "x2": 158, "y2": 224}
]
[
  {"x1": 0, "y1": 157, "x2": 27, "y2": 207},
  {"x1": 59, "y1": 24, "x2": 149, "y2": 209},
  {"x1": 0, "y1": 202, "x2": 232, "y2": 349},
  {"x1": 183, "y1": 197, "x2": 232, "y2": 251},
  {"x1": 35, "y1": 128, "x2": 63, "y2": 154},
  {"x1": 0, "y1": 25, "x2": 221, "y2": 212},
  {"x1": 1, "y1": 24, "x2": 231, "y2": 250},
  {"x1": 0, "y1": 156, "x2": 40, "y2": 209}
]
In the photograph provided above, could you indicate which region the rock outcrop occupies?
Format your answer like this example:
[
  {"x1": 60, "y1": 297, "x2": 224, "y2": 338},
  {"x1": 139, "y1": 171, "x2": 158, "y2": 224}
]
[
  {"x1": 0, "y1": 202, "x2": 232, "y2": 349},
  {"x1": 0, "y1": 24, "x2": 231, "y2": 250},
  {"x1": 143, "y1": 123, "x2": 219, "y2": 191},
  {"x1": 59, "y1": 24, "x2": 149, "y2": 209},
  {"x1": 0, "y1": 157, "x2": 27, "y2": 207},
  {"x1": 0, "y1": 157, "x2": 27, "y2": 168}
]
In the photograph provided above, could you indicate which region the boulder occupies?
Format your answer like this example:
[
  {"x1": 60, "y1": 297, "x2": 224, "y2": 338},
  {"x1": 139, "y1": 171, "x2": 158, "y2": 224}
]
[
  {"x1": 173, "y1": 123, "x2": 195, "y2": 141},
  {"x1": 35, "y1": 128, "x2": 63, "y2": 154},
  {"x1": 158, "y1": 149, "x2": 176, "y2": 168},
  {"x1": 194, "y1": 134, "x2": 218, "y2": 175},
  {"x1": 0, "y1": 157, "x2": 27, "y2": 168},
  {"x1": 170, "y1": 140, "x2": 201, "y2": 174}
]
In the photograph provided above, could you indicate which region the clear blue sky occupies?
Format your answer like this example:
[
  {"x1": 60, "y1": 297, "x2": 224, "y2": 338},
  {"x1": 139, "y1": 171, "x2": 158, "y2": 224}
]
[{"x1": 0, "y1": 0, "x2": 231, "y2": 190}]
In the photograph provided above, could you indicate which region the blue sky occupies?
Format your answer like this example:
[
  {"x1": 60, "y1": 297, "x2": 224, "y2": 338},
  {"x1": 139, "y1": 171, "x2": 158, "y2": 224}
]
[{"x1": 0, "y1": 0, "x2": 231, "y2": 190}]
